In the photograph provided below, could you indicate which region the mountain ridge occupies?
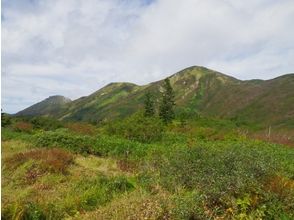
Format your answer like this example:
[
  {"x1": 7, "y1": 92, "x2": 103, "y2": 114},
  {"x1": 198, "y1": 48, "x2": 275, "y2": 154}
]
[{"x1": 15, "y1": 66, "x2": 294, "y2": 129}]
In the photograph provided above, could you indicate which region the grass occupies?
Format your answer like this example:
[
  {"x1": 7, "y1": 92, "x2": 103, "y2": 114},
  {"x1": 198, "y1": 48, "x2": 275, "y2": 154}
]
[
  {"x1": 2, "y1": 117, "x2": 294, "y2": 219},
  {"x1": 1, "y1": 140, "x2": 134, "y2": 219}
]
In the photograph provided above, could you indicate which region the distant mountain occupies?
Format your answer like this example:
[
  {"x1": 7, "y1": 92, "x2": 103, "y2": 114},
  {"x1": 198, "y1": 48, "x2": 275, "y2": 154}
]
[
  {"x1": 15, "y1": 66, "x2": 294, "y2": 128},
  {"x1": 16, "y1": 95, "x2": 71, "y2": 116}
]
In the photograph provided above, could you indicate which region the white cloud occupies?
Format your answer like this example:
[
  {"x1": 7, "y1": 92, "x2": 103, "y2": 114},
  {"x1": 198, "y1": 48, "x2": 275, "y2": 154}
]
[{"x1": 2, "y1": 0, "x2": 294, "y2": 113}]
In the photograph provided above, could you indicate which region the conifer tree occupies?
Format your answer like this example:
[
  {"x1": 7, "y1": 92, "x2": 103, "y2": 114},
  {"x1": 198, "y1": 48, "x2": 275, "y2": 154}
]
[
  {"x1": 144, "y1": 92, "x2": 155, "y2": 117},
  {"x1": 159, "y1": 78, "x2": 175, "y2": 123}
]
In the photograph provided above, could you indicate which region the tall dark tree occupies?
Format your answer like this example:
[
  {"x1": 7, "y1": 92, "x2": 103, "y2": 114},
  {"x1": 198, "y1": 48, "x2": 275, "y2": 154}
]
[
  {"x1": 159, "y1": 78, "x2": 175, "y2": 123},
  {"x1": 144, "y1": 92, "x2": 155, "y2": 117}
]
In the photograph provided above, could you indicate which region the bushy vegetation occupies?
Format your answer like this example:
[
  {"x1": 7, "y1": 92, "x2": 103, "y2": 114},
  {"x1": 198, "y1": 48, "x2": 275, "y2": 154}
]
[
  {"x1": 2, "y1": 114, "x2": 294, "y2": 219},
  {"x1": 104, "y1": 112, "x2": 164, "y2": 143},
  {"x1": 65, "y1": 122, "x2": 96, "y2": 135},
  {"x1": 12, "y1": 121, "x2": 33, "y2": 133}
]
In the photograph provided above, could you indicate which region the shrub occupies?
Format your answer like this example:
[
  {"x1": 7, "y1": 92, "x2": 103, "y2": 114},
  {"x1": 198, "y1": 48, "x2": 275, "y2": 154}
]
[
  {"x1": 30, "y1": 116, "x2": 63, "y2": 131},
  {"x1": 34, "y1": 130, "x2": 95, "y2": 154},
  {"x1": 13, "y1": 121, "x2": 33, "y2": 133},
  {"x1": 1, "y1": 113, "x2": 12, "y2": 127},
  {"x1": 34, "y1": 130, "x2": 151, "y2": 159},
  {"x1": 105, "y1": 112, "x2": 164, "y2": 143},
  {"x1": 65, "y1": 122, "x2": 96, "y2": 135},
  {"x1": 143, "y1": 140, "x2": 294, "y2": 218}
]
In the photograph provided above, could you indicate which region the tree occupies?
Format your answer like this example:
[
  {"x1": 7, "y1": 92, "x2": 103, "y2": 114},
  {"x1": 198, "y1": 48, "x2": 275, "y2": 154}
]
[
  {"x1": 144, "y1": 92, "x2": 155, "y2": 117},
  {"x1": 159, "y1": 78, "x2": 175, "y2": 123}
]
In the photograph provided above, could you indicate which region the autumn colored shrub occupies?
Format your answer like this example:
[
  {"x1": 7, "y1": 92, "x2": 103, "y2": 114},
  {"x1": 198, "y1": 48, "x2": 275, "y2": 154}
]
[
  {"x1": 13, "y1": 121, "x2": 33, "y2": 133},
  {"x1": 65, "y1": 122, "x2": 96, "y2": 135}
]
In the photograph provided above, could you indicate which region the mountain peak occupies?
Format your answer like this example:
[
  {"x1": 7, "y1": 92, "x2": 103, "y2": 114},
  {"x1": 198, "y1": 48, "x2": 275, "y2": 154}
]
[{"x1": 16, "y1": 95, "x2": 71, "y2": 116}]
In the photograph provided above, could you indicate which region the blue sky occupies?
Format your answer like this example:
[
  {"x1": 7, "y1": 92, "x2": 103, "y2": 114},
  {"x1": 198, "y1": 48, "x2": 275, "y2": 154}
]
[{"x1": 2, "y1": 0, "x2": 294, "y2": 113}]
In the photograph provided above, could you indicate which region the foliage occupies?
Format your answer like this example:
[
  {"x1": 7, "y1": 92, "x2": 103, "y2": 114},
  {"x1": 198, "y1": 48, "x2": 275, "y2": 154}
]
[
  {"x1": 144, "y1": 92, "x2": 155, "y2": 117},
  {"x1": 105, "y1": 112, "x2": 164, "y2": 143},
  {"x1": 33, "y1": 129, "x2": 152, "y2": 159},
  {"x1": 65, "y1": 122, "x2": 96, "y2": 135},
  {"x1": 13, "y1": 121, "x2": 33, "y2": 133},
  {"x1": 29, "y1": 116, "x2": 63, "y2": 131},
  {"x1": 1, "y1": 113, "x2": 12, "y2": 127},
  {"x1": 159, "y1": 78, "x2": 175, "y2": 124},
  {"x1": 2, "y1": 108, "x2": 294, "y2": 219}
]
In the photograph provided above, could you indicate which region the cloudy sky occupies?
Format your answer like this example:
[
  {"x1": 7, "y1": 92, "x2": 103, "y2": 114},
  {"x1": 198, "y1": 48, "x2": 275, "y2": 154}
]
[{"x1": 2, "y1": 0, "x2": 294, "y2": 113}]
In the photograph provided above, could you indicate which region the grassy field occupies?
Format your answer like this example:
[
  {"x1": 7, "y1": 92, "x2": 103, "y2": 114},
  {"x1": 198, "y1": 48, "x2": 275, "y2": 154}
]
[{"x1": 1, "y1": 116, "x2": 294, "y2": 219}]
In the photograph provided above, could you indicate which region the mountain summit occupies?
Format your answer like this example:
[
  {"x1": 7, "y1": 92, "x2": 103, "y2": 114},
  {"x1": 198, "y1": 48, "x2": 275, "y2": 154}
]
[
  {"x1": 16, "y1": 95, "x2": 71, "y2": 116},
  {"x1": 16, "y1": 66, "x2": 294, "y2": 128}
]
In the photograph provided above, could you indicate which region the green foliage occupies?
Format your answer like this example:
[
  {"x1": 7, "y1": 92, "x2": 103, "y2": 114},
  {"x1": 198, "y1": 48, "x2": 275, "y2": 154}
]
[
  {"x1": 144, "y1": 92, "x2": 155, "y2": 117},
  {"x1": 1, "y1": 113, "x2": 12, "y2": 127},
  {"x1": 77, "y1": 176, "x2": 134, "y2": 211},
  {"x1": 33, "y1": 129, "x2": 152, "y2": 159},
  {"x1": 1, "y1": 128, "x2": 32, "y2": 142},
  {"x1": 30, "y1": 116, "x2": 63, "y2": 131},
  {"x1": 2, "y1": 103, "x2": 294, "y2": 219},
  {"x1": 159, "y1": 78, "x2": 175, "y2": 124},
  {"x1": 105, "y1": 112, "x2": 164, "y2": 143}
]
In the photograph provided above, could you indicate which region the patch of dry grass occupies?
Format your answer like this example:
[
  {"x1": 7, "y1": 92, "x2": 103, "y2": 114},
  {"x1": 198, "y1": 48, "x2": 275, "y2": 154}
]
[{"x1": 5, "y1": 148, "x2": 74, "y2": 175}]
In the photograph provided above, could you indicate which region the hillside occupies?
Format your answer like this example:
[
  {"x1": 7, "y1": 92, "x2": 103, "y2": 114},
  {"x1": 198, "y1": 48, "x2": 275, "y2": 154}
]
[
  {"x1": 16, "y1": 66, "x2": 294, "y2": 128},
  {"x1": 16, "y1": 95, "x2": 71, "y2": 117}
]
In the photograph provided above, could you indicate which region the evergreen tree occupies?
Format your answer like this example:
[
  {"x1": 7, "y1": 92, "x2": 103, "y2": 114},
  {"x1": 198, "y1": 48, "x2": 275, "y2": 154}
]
[
  {"x1": 159, "y1": 78, "x2": 175, "y2": 123},
  {"x1": 144, "y1": 92, "x2": 155, "y2": 117}
]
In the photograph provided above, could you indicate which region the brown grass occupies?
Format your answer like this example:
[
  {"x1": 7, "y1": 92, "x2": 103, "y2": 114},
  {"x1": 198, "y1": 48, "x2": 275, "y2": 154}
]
[
  {"x1": 117, "y1": 159, "x2": 137, "y2": 173},
  {"x1": 264, "y1": 175, "x2": 294, "y2": 199},
  {"x1": 251, "y1": 131, "x2": 294, "y2": 147},
  {"x1": 5, "y1": 148, "x2": 74, "y2": 174}
]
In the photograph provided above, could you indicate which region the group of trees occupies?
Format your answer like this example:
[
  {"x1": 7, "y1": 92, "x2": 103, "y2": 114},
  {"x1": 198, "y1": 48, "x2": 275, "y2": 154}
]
[{"x1": 144, "y1": 78, "x2": 175, "y2": 124}]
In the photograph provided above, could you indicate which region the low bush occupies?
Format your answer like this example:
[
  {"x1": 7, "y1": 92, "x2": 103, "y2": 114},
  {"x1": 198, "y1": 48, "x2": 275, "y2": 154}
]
[
  {"x1": 65, "y1": 122, "x2": 96, "y2": 135},
  {"x1": 30, "y1": 116, "x2": 63, "y2": 131},
  {"x1": 105, "y1": 112, "x2": 164, "y2": 143},
  {"x1": 141, "y1": 140, "x2": 294, "y2": 219},
  {"x1": 34, "y1": 130, "x2": 95, "y2": 154},
  {"x1": 34, "y1": 130, "x2": 152, "y2": 160},
  {"x1": 13, "y1": 121, "x2": 33, "y2": 133}
]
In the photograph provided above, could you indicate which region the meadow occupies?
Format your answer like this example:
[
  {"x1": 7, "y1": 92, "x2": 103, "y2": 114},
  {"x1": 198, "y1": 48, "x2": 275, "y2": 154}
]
[{"x1": 1, "y1": 114, "x2": 294, "y2": 219}]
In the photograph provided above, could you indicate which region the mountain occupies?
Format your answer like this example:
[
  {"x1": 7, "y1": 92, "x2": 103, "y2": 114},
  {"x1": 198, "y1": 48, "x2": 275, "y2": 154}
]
[
  {"x1": 15, "y1": 66, "x2": 294, "y2": 128},
  {"x1": 16, "y1": 95, "x2": 71, "y2": 117}
]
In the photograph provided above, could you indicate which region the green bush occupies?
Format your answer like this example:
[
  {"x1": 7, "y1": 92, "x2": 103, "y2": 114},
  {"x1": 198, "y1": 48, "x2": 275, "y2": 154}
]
[
  {"x1": 34, "y1": 130, "x2": 152, "y2": 160},
  {"x1": 30, "y1": 116, "x2": 63, "y2": 131},
  {"x1": 143, "y1": 140, "x2": 294, "y2": 218},
  {"x1": 105, "y1": 112, "x2": 164, "y2": 143}
]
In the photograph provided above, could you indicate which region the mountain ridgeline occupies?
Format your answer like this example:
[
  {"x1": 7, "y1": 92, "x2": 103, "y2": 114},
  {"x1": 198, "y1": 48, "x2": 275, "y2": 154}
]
[{"x1": 16, "y1": 66, "x2": 294, "y2": 129}]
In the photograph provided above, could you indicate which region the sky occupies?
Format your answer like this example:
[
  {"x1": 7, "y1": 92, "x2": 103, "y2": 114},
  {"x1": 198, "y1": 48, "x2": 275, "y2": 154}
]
[{"x1": 2, "y1": 0, "x2": 294, "y2": 113}]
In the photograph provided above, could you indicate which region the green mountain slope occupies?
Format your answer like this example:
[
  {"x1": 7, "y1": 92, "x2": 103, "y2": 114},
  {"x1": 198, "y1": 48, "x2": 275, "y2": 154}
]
[
  {"x1": 16, "y1": 95, "x2": 71, "y2": 117},
  {"x1": 16, "y1": 66, "x2": 294, "y2": 128}
]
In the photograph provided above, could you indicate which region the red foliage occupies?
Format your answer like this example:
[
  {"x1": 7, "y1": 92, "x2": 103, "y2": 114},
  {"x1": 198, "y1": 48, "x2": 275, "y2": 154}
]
[
  {"x1": 6, "y1": 148, "x2": 74, "y2": 178},
  {"x1": 65, "y1": 122, "x2": 96, "y2": 135},
  {"x1": 13, "y1": 121, "x2": 33, "y2": 133}
]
